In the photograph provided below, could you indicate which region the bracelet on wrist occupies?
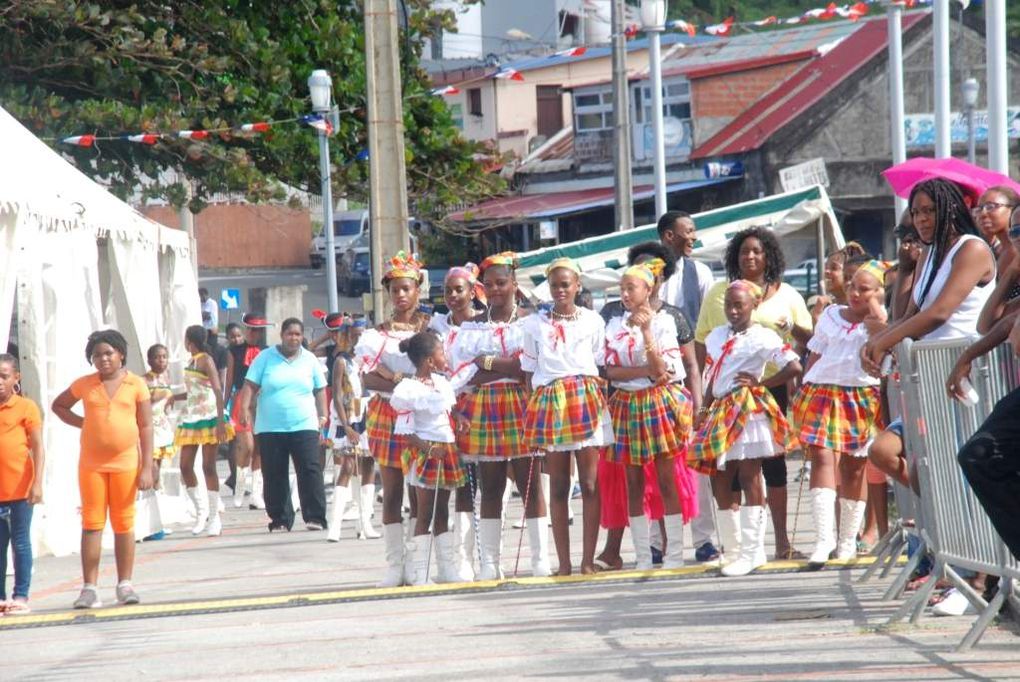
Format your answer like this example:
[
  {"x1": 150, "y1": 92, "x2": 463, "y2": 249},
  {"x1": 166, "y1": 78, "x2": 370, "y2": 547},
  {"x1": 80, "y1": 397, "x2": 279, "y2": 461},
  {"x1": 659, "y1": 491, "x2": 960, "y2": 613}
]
[{"x1": 483, "y1": 355, "x2": 495, "y2": 371}]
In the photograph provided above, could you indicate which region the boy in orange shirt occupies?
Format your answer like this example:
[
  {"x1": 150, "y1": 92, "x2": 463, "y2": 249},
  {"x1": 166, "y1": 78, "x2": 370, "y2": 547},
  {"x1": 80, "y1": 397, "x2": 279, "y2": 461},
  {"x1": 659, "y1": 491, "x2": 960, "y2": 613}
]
[
  {"x1": 0, "y1": 353, "x2": 45, "y2": 615},
  {"x1": 53, "y1": 330, "x2": 153, "y2": 609}
]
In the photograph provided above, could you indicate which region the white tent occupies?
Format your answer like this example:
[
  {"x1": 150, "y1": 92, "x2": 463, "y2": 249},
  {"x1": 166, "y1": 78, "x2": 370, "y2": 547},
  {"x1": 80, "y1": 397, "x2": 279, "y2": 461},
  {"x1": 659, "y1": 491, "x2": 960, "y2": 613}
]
[
  {"x1": 0, "y1": 106, "x2": 201, "y2": 556},
  {"x1": 516, "y1": 185, "x2": 845, "y2": 300}
]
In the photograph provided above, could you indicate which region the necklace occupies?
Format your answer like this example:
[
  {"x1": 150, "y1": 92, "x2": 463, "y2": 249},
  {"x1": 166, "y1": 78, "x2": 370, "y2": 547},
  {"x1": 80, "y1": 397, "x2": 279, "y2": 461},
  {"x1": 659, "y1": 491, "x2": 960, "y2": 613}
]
[
  {"x1": 550, "y1": 307, "x2": 581, "y2": 322},
  {"x1": 487, "y1": 303, "x2": 519, "y2": 324},
  {"x1": 388, "y1": 311, "x2": 423, "y2": 333}
]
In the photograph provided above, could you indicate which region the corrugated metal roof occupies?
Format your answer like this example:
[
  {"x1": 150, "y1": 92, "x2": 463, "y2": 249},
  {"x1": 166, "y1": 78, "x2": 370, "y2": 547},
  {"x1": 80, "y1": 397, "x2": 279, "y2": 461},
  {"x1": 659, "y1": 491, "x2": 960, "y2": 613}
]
[{"x1": 691, "y1": 13, "x2": 927, "y2": 159}]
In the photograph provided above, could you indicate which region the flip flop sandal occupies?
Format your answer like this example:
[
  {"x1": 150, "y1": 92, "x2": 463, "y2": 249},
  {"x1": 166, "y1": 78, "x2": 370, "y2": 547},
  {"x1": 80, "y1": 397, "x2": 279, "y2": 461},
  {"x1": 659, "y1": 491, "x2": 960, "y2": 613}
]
[{"x1": 593, "y1": 558, "x2": 622, "y2": 572}]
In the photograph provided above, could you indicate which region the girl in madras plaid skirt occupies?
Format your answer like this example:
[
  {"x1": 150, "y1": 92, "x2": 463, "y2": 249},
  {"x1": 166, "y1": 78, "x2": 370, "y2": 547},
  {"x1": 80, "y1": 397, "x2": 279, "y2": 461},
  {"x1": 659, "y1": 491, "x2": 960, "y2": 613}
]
[
  {"x1": 392, "y1": 332, "x2": 469, "y2": 586},
  {"x1": 449, "y1": 253, "x2": 552, "y2": 579},
  {"x1": 604, "y1": 259, "x2": 692, "y2": 572},
  {"x1": 792, "y1": 261, "x2": 889, "y2": 566},
  {"x1": 522, "y1": 258, "x2": 613, "y2": 576},
  {"x1": 355, "y1": 251, "x2": 432, "y2": 588},
  {"x1": 692, "y1": 281, "x2": 802, "y2": 577}
]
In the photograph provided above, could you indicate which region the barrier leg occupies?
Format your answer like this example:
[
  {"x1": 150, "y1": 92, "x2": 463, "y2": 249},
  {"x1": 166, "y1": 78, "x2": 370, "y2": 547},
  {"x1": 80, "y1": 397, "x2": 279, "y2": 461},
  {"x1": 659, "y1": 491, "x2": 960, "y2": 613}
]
[
  {"x1": 944, "y1": 566, "x2": 989, "y2": 613},
  {"x1": 882, "y1": 538, "x2": 925, "y2": 602},
  {"x1": 859, "y1": 524, "x2": 901, "y2": 583},
  {"x1": 1005, "y1": 579, "x2": 1020, "y2": 617},
  {"x1": 956, "y1": 585, "x2": 1007, "y2": 652},
  {"x1": 879, "y1": 534, "x2": 908, "y2": 580},
  {"x1": 888, "y1": 559, "x2": 939, "y2": 625}
]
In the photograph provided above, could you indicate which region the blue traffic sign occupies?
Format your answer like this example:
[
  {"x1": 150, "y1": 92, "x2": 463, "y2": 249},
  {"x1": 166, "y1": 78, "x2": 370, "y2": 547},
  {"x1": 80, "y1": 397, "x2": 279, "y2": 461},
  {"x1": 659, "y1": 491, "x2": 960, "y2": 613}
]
[{"x1": 220, "y1": 288, "x2": 240, "y2": 310}]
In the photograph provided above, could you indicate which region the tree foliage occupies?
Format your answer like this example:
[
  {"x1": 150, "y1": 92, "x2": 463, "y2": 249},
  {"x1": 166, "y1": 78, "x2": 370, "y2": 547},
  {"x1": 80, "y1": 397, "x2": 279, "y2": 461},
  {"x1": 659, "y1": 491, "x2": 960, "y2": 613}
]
[{"x1": 0, "y1": 0, "x2": 503, "y2": 217}]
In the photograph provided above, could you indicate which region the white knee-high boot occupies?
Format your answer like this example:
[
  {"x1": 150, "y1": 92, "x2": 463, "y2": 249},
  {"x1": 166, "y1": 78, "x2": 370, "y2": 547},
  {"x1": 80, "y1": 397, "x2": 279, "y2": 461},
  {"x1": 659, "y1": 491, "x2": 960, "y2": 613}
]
[
  {"x1": 379, "y1": 523, "x2": 406, "y2": 588},
  {"x1": 721, "y1": 505, "x2": 767, "y2": 577},
  {"x1": 343, "y1": 480, "x2": 360, "y2": 520},
  {"x1": 187, "y1": 486, "x2": 208, "y2": 535},
  {"x1": 717, "y1": 508, "x2": 741, "y2": 565},
  {"x1": 477, "y1": 518, "x2": 504, "y2": 580},
  {"x1": 434, "y1": 532, "x2": 458, "y2": 584},
  {"x1": 663, "y1": 514, "x2": 685, "y2": 569},
  {"x1": 808, "y1": 487, "x2": 838, "y2": 566},
  {"x1": 206, "y1": 490, "x2": 222, "y2": 536},
  {"x1": 359, "y1": 484, "x2": 381, "y2": 539},
  {"x1": 328, "y1": 485, "x2": 350, "y2": 542},
  {"x1": 249, "y1": 469, "x2": 266, "y2": 510},
  {"x1": 629, "y1": 516, "x2": 654, "y2": 570},
  {"x1": 408, "y1": 535, "x2": 432, "y2": 586},
  {"x1": 452, "y1": 511, "x2": 476, "y2": 581},
  {"x1": 527, "y1": 516, "x2": 551, "y2": 577},
  {"x1": 233, "y1": 466, "x2": 250, "y2": 508},
  {"x1": 835, "y1": 498, "x2": 867, "y2": 560}
]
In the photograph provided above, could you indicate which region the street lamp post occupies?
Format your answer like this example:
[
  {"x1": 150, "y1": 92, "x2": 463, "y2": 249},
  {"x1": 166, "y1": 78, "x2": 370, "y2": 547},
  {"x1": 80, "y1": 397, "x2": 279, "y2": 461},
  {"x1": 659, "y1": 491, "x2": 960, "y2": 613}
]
[
  {"x1": 641, "y1": 0, "x2": 668, "y2": 219},
  {"x1": 309, "y1": 69, "x2": 339, "y2": 314},
  {"x1": 962, "y1": 77, "x2": 980, "y2": 166}
]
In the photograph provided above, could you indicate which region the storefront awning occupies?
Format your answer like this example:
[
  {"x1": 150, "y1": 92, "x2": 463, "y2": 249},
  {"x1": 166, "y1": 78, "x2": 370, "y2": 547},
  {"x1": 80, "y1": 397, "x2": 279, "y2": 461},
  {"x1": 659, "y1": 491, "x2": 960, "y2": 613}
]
[{"x1": 447, "y1": 177, "x2": 739, "y2": 225}]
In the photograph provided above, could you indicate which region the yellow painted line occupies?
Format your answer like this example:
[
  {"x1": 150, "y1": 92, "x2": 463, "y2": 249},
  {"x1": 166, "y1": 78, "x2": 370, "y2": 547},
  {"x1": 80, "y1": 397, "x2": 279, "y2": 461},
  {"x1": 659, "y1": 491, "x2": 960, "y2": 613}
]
[{"x1": 0, "y1": 555, "x2": 906, "y2": 631}]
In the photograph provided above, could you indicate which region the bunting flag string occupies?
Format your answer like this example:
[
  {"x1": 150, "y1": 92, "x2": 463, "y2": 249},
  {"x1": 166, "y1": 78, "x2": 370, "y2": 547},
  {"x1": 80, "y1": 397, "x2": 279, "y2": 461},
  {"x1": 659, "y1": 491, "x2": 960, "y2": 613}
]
[{"x1": 54, "y1": 113, "x2": 340, "y2": 148}]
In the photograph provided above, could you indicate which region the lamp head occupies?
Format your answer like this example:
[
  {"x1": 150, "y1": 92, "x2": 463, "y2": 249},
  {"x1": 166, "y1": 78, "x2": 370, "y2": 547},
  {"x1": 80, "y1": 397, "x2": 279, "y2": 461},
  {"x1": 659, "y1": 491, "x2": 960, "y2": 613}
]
[
  {"x1": 308, "y1": 69, "x2": 333, "y2": 113},
  {"x1": 640, "y1": 0, "x2": 667, "y2": 31},
  {"x1": 962, "y1": 77, "x2": 980, "y2": 108}
]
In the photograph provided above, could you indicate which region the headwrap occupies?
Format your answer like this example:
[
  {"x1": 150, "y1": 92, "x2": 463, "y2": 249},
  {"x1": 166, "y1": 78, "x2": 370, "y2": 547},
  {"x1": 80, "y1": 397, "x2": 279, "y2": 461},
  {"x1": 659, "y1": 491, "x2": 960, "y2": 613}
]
[
  {"x1": 622, "y1": 257, "x2": 666, "y2": 288},
  {"x1": 545, "y1": 257, "x2": 582, "y2": 277},
  {"x1": 856, "y1": 260, "x2": 893, "y2": 286},
  {"x1": 479, "y1": 251, "x2": 518, "y2": 274},
  {"x1": 382, "y1": 250, "x2": 424, "y2": 283},
  {"x1": 445, "y1": 263, "x2": 487, "y2": 305},
  {"x1": 727, "y1": 279, "x2": 763, "y2": 300}
]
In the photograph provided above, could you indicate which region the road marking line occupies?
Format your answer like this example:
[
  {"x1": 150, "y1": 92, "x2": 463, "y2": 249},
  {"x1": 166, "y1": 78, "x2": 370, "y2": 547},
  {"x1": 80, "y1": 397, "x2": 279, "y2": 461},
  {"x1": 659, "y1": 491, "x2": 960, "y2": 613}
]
[{"x1": 0, "y1": 555, "x2": 905, "y2": 631}]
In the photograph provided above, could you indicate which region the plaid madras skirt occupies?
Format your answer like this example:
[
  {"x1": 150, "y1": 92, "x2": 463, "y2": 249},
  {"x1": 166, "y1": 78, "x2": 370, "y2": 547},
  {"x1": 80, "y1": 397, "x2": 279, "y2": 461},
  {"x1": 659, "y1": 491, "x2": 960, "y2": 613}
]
[
  {"x1": 175, "y1": 416, "x2": 234, "y2": 447},
  {"x1": 690, "y1": 386, "x2": 792, "y2": 475},
  {"x1": 402, "y1": 442, "x2": 466, "y2": 490},
  {"x1": 791, "y1": 382, "x2": 882, "y2": 454},
  {"x1": 608, "y1": 384, "x2": 691, "y2": 466},
  {"x1": 524, "y1": 375, "x2": 607, "y2": 450},
  {"x1": 456, "y1": 382, "x2": 532, "y2": 460},
  {"x1": 365, "y1": 394, "x2": 407, "y2": 469}
]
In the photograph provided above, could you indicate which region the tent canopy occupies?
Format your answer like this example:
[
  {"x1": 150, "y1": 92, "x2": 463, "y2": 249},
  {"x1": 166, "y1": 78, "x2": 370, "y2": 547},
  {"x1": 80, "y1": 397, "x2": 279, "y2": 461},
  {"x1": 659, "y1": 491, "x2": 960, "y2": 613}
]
[
  {"x1": 515, "y1": 185, "x2": 844, "y2": 299},
  {"x1": 0, "y1": 105, "x2": 201, "y2": 557}
]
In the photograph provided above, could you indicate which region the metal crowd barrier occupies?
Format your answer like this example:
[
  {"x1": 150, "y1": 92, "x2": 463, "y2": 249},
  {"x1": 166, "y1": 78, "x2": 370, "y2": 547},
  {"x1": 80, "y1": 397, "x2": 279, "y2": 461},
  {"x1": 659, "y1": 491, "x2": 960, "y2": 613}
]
[{"x1": 878, "y1": 336, "x2": 1019, "y2": 651}]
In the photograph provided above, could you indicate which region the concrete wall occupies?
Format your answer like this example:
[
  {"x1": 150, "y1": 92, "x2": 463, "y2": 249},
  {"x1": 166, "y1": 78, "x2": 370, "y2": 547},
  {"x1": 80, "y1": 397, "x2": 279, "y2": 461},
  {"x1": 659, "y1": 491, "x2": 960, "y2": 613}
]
[
  {"x1": 691, "y1": 60, "x2": 809, "y2": 143},
  {"x1": 144, "y1": 203, "x2": 312, "y2": 269}
]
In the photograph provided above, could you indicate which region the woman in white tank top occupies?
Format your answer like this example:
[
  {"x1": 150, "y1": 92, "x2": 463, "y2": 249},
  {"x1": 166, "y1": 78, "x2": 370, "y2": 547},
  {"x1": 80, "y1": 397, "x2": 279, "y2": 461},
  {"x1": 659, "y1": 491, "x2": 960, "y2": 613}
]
[{"x1": 862, "y1": 178, "x2": 996, "y2": 371}]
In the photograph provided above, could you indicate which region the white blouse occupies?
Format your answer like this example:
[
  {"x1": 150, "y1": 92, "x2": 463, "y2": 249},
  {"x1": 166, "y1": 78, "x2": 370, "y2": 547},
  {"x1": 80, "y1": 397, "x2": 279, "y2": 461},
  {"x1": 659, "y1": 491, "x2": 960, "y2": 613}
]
[
  {"x1": 520, "y1": 308, "x2": 606, "y2": 388},
  {"x1": 353, "y1": 328, "x2": 417, "y2": 397},
  {"x1": 446, "y1": 317, "x2": 528, "y2": 390},
  {"x1": 391, "y1": 373, "x2": 457, "y2": 443},
  {"x1": 911, "y1": 234, "x2": 994, "y2": 341},
  {"x1": 803, "y1": 305, "x2": 879, "y2": 388},
  {"x1": 703, "y1": 324, "x2": 799, "y2": 397},
  {"x1": 603, "y1": 311, "x2": 685, "y2": 391}
]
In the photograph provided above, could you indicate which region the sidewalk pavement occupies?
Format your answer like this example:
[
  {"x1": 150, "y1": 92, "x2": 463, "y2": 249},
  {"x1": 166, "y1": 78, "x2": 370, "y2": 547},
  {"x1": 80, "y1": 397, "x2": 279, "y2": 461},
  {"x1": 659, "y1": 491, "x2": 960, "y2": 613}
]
[{"x1": 4, "y1": 460, "x2": 1018, "y2": 680}]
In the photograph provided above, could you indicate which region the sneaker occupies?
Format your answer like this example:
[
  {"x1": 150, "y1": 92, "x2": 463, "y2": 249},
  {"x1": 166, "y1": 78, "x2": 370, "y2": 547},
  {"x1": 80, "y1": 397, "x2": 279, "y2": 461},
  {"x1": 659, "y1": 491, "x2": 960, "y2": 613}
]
[
  {"x1": 695, "y1": 541, "x2": 721, "y2": 562},
  {"x1": 73, "y1": 587, "x2": 102, "y2": 609},
  {"x1": 306, "y1": 521, "x2": 325, "y2": 531},
  {"x1": 650, "y1": 545, "x2": 663, "y2": 565},
  {"x1": 142, "y1": 530, "x2": 166, "y2": 542},
  {"x1": 932, "y1": 588, "x2": 977, "y2": 617},
  {"x1": 268, "y1": 521, "x2": 290, "y2": 533},
  {"x1": 6, "y1": 598, "x2": 31, "y2": 615},
  {"x1": 116, "y1": 582, "x2": 140, "y2": 605}
]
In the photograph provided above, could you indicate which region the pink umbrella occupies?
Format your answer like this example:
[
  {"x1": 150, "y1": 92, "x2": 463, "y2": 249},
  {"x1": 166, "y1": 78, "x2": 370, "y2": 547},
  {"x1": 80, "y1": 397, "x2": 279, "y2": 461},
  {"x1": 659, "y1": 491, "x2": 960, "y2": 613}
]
[{"x1": 882, "y1": 157, "x2": 1020, "y2": 201}]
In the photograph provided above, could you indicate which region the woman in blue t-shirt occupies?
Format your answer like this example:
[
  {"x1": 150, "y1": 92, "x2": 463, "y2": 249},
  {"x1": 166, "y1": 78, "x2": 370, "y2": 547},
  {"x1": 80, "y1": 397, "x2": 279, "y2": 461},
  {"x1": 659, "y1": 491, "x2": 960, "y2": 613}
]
[{"x1": 237, "y1": 318, "x2": 328, "y2": 532}]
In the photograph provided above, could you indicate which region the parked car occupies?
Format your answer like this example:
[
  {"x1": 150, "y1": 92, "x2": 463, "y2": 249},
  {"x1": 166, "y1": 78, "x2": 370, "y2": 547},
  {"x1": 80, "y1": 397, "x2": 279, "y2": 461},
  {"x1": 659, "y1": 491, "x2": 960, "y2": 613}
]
[
  {"x1": 782, "y1": 267, "x2": 822, "y2": 298},
  {"x1": 337, "y1": 247, "x2": 371, "y2": 297}
]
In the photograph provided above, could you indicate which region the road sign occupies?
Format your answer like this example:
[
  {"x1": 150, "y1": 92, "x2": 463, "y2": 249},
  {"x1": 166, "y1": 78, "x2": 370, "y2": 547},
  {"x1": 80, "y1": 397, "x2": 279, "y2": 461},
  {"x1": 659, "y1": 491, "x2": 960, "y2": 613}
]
[
  {"x1": 779, "y1": 158, "x2": 829, "y2": 192},
  {"x1": 220, "y1": 288, "x2": 240, "y2": 310}
]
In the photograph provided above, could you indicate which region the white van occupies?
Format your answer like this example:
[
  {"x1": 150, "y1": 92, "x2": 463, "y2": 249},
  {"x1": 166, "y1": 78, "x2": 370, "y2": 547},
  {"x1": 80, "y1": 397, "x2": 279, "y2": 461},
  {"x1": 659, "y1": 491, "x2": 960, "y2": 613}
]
[{"x1": 310, "y1": 209, "x2": 368, "y2": 269}]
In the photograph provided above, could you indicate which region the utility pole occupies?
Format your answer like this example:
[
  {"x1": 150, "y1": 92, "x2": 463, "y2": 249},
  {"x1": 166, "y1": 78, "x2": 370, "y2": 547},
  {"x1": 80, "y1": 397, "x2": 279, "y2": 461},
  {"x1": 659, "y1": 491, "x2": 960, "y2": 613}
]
[
  {"x1": 611, "y1": 0, "x2": 634, "y2": 231},
  {"x1": 364, "y1": 0, "x2": 411, "y2": 322},
  {"x1": 179, "y1": 178, "x2": 198, "y2": 277},
  {"x1": 886, "y1": 1, "x2": 907, "y2": 219},
  {"x1": 932, "y1": 0, "x2": 951, "y2": 159},
  {"x1": 986, "y1": 0, "x2": 1008, "y2": 174}
]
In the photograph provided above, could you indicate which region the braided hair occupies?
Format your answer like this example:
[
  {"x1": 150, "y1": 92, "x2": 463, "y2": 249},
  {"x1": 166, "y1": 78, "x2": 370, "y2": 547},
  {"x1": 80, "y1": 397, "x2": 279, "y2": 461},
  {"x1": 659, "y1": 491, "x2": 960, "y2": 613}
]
[
  {"x1": 725, "y1": 226, "x2": 785, "y2": 286},
  {"x1": 85, "y1": 329, "x2": 129, "y2": 364},
  {"x1": 909, "y1": 179, "x2": 980, "y2": 306}
]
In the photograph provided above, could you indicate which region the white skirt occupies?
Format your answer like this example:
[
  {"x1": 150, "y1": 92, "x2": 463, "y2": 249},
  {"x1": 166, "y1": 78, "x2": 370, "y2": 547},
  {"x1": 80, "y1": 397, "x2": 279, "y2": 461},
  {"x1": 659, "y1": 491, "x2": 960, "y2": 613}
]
[
  {"x1": 716, "y1": 414, "x2": 782, "y2": 471},
  {"x1": 547, "y1": 408, "x2": 615, "y2": 452}
]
